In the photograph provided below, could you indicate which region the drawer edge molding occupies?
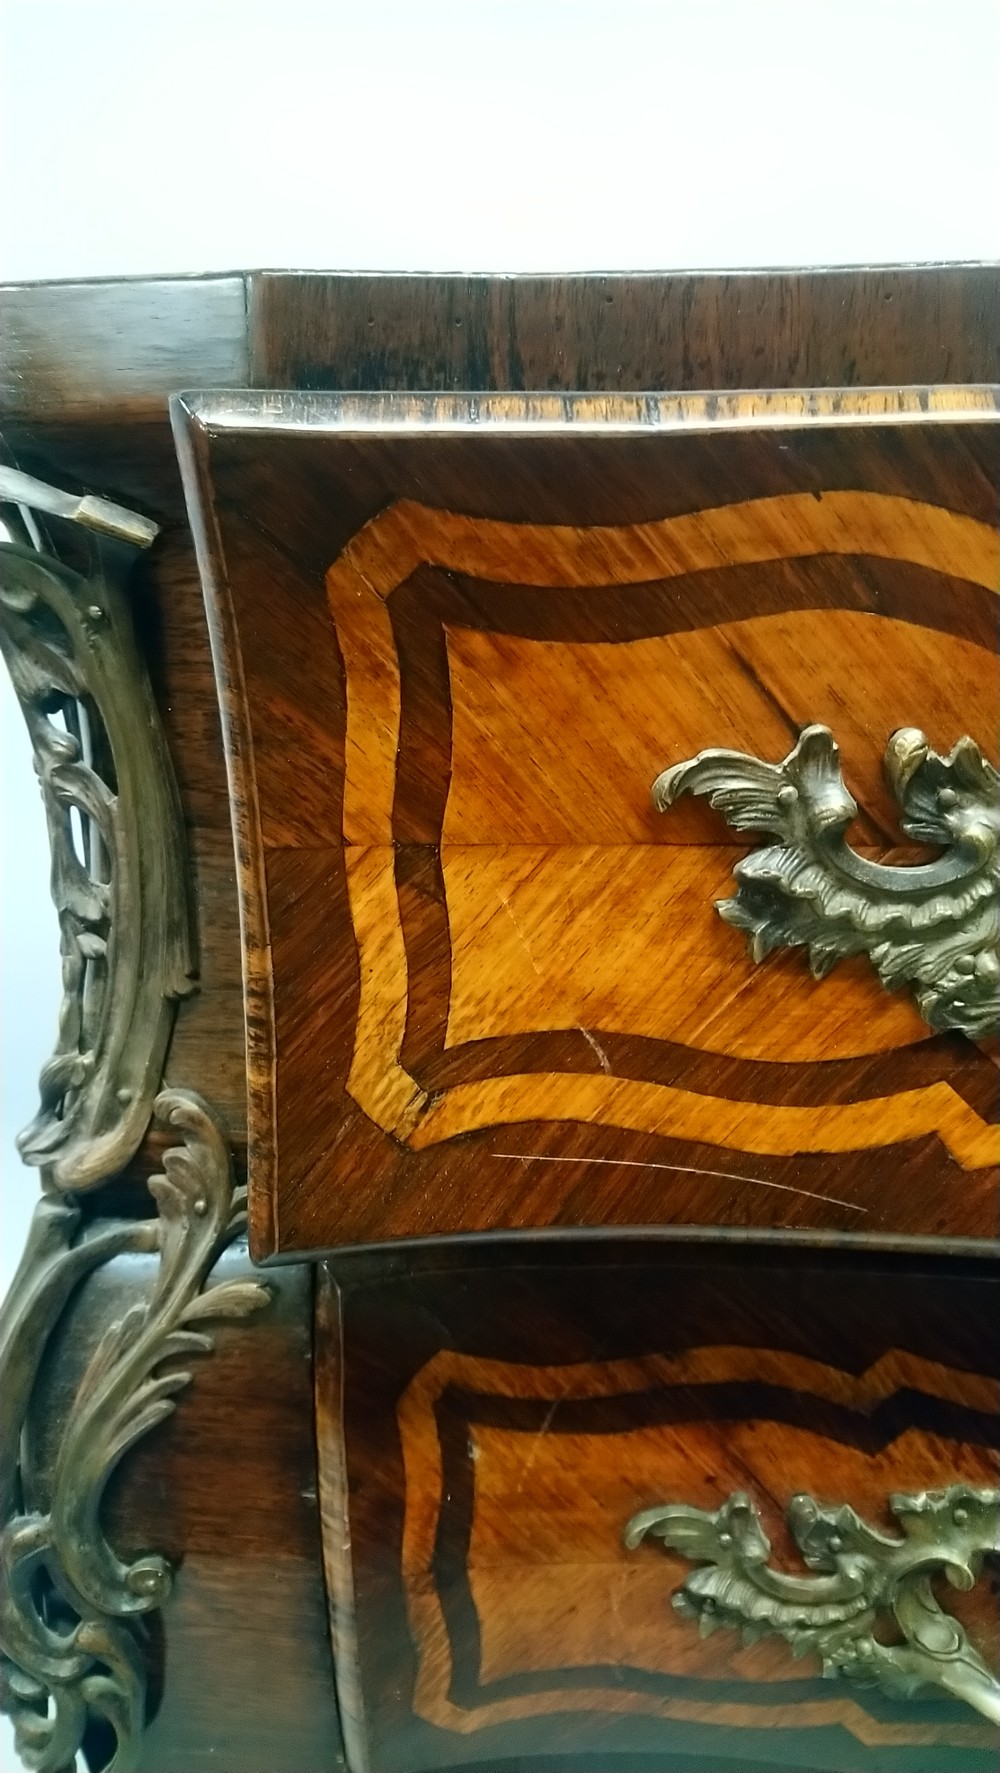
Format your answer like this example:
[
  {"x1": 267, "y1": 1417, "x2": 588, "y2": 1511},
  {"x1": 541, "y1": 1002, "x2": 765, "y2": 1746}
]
[
  {"x1": 654, "y1": 723, "x2": 1000, "y2": 1041},
  {"x1": 626, "y1": 1483, "x2": 1000, "y2": 1722}
]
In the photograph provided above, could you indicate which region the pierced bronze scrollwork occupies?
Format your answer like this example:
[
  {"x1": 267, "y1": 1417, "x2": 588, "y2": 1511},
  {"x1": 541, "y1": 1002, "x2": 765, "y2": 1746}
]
[
  {"x1": 653, "y1": 724, "x2": 1000, "y2": 1040},
  {"x1": 0, "y1": 473, "x2": 269, "y2": 1772},
  {"x1": 0, "y1": 471, "x2": 195, "y2": 1191},
  {"x1": 626, "y1": 1484, "x2": 1000, "y2": 1721},
  {"x1": 0, "y1": 1090, "x2": 269, "y2": 1773}
]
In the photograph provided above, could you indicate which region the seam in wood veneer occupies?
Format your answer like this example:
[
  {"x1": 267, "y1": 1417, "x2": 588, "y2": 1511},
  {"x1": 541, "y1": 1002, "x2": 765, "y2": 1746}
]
[{"x1": 326, "y1": 494, "x2": 1000, "y2": 1176}]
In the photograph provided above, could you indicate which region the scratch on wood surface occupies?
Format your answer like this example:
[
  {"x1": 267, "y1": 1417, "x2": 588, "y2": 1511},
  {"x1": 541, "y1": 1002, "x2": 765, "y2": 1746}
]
[
  {"x1": 578, "y1": 1027, "x2": 611, "y2": 1072},
  {"x1": 496, "y1": 893, "x2": 543, "y2": 976},
  {"x1": 514, "y1": 1393, "x2": 571, "y2": 1493},
  {"x1": 491, "y1": 1151, "x2": 868, "y2": 1213}
]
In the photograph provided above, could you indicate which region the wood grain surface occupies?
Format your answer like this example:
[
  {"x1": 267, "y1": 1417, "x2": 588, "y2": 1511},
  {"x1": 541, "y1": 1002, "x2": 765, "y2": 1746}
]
[
  {"x1": 176, "y1": 392, "x2": 1000, "y2": 1256},
  {"x1": 440, "y1": 844, "x2": 929, "y2": 1058},
  {"x1": 0, "y1": 277, "x2": 249, "y2": 422},
  {"x1": 248, "y1": 267, "x2": 1000, "y2": 395},
  {"x1": 10, "y1": 265, "x2": 999, "y2": 429},
  {"x1": 441, "y1": 612, "x2": 996, "y2": 847},
  {"x1": 316, "y1": 1241, "x2": 1000, "y2": 1772}
]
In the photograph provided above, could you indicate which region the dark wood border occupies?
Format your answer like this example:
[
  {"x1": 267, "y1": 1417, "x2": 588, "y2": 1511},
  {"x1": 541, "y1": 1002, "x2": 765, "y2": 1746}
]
[
  {"x1": 172, "y1": 395, "x2": 1000, "y2": 1254},
  {"x1": 430, "y1": 1377, "x2": 999, "y2": 1724},
  {"x1": 387, "y1": 555, "x2": 999, "y2": 1123},
  {"x1": 322, "y1": 1248, "x2": 1000, "y2": 1773}
]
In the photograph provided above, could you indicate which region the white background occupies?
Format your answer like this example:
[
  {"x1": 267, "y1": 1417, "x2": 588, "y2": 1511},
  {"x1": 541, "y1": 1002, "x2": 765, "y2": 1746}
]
[{"x1": 2, "y1": 2, "x2": 999, "y2": 1769}]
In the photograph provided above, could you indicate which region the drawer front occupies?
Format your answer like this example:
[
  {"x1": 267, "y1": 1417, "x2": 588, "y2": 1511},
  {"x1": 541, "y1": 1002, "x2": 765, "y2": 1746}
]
[
  {"x1": 177, "y1": 389, "x2": 1000, "y2": 1256},
  {"x1": 317, "y1": 1248, "x2": 1000, "y2": 1773}
]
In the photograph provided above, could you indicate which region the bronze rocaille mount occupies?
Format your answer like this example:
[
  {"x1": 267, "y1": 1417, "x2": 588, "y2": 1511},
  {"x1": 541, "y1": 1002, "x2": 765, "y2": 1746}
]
[
  {"x1": 626, "y1": 1485, "x2": 1000, "y2": 1722},
  {"x1": 0, "y1": 473, "x2": 269, "y2": 1773},
  {"x1": 0, "y1": 469, "x2": 196, "y2": 1189},
  {"x1": 654, "y1": 724, "x2": 1000, "y2": 1041},
  {"x1": 0, "y1": 1091, "x2": 269, "y2": 1773}
]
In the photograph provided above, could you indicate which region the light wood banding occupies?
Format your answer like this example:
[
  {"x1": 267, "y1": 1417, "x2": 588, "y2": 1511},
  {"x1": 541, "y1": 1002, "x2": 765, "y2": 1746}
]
[
  {"x1": 396, "y1": 1344, "x2": 999, "y2": 1747},
  {"x1": 179, "y1": 390, "x2": 1000, "y2": 1248},
  {"x1": 326, "y1": 491, "x2": 1000, "y2": 846},
  {"x1": 344, "y1": 845, "x2": 998, "y2": 1168},
  {"x1": 329, "y1": 493, "x2": 999, "y2": 1177}
]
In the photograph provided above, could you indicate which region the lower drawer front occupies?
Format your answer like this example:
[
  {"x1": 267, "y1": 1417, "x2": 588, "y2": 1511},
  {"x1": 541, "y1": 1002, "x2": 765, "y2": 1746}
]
[{"x1": 317, "y1": 1248, "x2": 1000, "y2": 1773}]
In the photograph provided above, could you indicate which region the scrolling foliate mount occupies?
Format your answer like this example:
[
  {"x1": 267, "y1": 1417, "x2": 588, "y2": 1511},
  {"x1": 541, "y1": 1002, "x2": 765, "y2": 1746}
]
[
  {"x1": 0, "y1": 1090, "x2": 270, "y2": 1773},
  {"x1": 653, "y1": 724, "x2": 1000, "y2": 1040},
  {"x1": 626, "y1": 1484, "x2": 1000, "y2": 1722},
  {"x1": 0, "y1": 469, "x2": 195, "y2": 1190},
  {"x1": 0, "y1": 474, "x2": 268, "y2": 1771}
]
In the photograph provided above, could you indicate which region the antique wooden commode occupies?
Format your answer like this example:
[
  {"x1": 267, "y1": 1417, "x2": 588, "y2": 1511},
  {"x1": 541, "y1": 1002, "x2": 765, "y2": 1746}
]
[{"x1": 1, "y1": 267, "x2": 998, "y2": 1773}]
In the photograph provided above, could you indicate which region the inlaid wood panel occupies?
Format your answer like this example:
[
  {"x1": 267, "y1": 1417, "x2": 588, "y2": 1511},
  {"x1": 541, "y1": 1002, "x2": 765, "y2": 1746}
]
[
  {"x1": 6, "y1": 266, "x2": 1000, "y2": 1206},
  {"x1": 406, "y1": 1376, "x2": 998, "y2": 1731},
  {"x1": 175, "y1": 390, "x2": 1000, "y2": 1256},
  {"x1": 316, "y1": 1244, "x2": 1000, "y2": 1772}
]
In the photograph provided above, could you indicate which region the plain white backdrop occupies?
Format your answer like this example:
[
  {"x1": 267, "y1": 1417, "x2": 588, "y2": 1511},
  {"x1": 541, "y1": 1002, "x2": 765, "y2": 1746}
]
[{"x1": 1, "y1": 2, "x2": 999, "y2": 1769}]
